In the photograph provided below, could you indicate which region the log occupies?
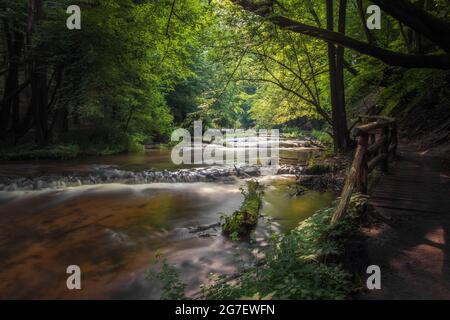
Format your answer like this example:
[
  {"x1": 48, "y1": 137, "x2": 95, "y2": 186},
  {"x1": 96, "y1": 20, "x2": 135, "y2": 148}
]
[
  {"x1": 353, "y1": 121, "x2": 385, "y2": 136},
  {"x1": 358, "y1": 115, "x2": 395, "y2": 123}
]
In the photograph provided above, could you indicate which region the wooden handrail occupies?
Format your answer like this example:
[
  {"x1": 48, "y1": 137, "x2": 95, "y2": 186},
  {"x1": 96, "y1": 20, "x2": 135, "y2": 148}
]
[{"x1": 331, "y1": 116, "x2": 397, "y2": 224}]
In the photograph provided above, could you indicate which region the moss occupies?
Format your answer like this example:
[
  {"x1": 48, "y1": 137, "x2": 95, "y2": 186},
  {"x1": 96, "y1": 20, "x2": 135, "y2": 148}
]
[
  {"x1": 304, "y1": 163, "x2": 333, "y2": 175},
  {"x1": 222, "y1": 180, "x2": 264, "y2": 239}
]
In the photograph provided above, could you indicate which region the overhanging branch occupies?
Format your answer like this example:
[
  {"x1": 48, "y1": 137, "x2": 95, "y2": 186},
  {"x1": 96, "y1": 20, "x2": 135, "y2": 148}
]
[{"x1": 229, "y1": 0, "x2": 450, "y2": 69}]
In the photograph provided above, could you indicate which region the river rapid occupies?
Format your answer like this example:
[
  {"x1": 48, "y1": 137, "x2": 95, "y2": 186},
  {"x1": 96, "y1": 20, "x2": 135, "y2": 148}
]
[{"x1": 0, "y1": 141, "x2": 334, "y2": 299}]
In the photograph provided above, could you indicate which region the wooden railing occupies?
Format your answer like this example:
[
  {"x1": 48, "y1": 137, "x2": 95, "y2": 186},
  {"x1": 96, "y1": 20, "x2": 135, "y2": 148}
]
[{"x1": 331, "y1": 115, "x2": 398, "y2": 224}]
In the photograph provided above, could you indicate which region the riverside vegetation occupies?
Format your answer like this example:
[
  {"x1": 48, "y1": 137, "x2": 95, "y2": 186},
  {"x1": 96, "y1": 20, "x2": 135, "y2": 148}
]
[{"x1": 150, "y1": 193, "x2": 369, "y2": 300}]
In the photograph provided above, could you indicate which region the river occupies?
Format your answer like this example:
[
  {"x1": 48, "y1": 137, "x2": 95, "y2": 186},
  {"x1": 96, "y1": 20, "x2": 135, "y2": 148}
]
[{"x1": 0, "y1": 142, "x2": 334, "y2": 299}]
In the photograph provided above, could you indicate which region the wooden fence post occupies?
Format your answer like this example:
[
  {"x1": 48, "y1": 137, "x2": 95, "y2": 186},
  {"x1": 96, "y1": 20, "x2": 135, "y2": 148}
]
[
  {"x1": 391, "y1": 122, "x2": 398, "y2": 157},
  {"x1": 380, "y1": 125, "x2": 389, "y2": 172},
  {"x1": 356, "y1": 133, "x2": 368, "y2": 194},
  {"x1": 331, "y1": 116, "x2": 397, "y2": 225}
]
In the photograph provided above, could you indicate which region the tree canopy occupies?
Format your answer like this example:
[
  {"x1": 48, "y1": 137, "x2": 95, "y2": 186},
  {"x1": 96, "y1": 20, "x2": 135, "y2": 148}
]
[{"x1": 1, "y1": 0, "x2": 449, "y2": 154}]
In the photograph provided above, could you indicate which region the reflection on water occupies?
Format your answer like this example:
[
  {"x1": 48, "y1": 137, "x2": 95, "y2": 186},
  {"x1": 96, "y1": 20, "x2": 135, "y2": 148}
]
[
  {"x1": 0, "y1": 139, "x2": 320, "y2": 178},
  {"x1": 0, "y1": 176, "x2": 334, "y2": 299},
  {"x1": 262, "y1": 178, "x2": 334, "y2": 231}
]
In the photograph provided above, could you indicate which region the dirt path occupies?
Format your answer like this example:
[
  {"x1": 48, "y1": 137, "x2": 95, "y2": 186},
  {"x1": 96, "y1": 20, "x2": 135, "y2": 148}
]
[{"x1": 359, "y1": 146, "x2": 450, "y2": 299}]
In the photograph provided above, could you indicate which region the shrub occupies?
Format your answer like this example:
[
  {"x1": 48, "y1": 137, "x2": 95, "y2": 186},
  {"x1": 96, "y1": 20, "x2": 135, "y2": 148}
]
[
  {"x1": 311, "y1": 129, "x2": 333, "y2": 145},
  {"x1": 304, "y1": 164, "x2": 333, "y2": 175},
  {"x1": 0, "y1": 144, "x2": 81, "y2": 160}
]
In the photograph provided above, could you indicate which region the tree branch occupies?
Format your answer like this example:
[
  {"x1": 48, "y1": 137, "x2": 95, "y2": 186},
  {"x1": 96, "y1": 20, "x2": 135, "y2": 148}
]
[
  {"x1": 229, "y1": 0, "x2": 450, "y2": 69},
  {"x1": 166, "y1": 0, "x2": 176, "y2": 36},
  {"x1": 370, "y1": 0, "x2": 450, "y2": 53}
]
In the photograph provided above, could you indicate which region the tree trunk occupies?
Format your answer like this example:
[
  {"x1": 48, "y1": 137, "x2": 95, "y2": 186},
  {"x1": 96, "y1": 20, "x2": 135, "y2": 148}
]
[
  {"x1": 29, "y1": 0, "x2": 49, "y2": 145},
  {"x1": 48, "y1": 64, "x2": 65, "y2": 141},
  {"x1": 327, "y1": 0, "x2": 349, "y2": 152},
  {"x1": 335, "y1": 0, "x2": 350, "y2": 151},
  {"x1": 30, "y1": 61, "x2": 49, "y2": 145},
  {"x1": 0, "y1": 22, "x2": 23, "y2": 140}
]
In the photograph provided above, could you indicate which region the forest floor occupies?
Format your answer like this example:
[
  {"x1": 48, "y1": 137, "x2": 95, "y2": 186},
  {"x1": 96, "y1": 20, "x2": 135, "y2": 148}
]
[{"x1": 358, "y1": 143, "x2": 450, "y2": 299}]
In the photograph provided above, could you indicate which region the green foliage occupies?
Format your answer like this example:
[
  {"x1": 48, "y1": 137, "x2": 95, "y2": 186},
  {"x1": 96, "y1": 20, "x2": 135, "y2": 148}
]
[
  {"x1": 379, "y1": 68, "x2": 450, "y2": 116},
  {"x1": 281, "y1": 127, "x2": 305, "y2": 138},
  {"x1": 311, "y1": 129, "x2": 333, "y2": 145},
  {"x1": 203, "y1": 194, "x2": 369, "y2": 300},
  {"x1": 0, "y1": 144, "x2": 81, "y2": 160},
  {"x1": 304, "y1": 163, "x2": 333, "y2": 175},
  {"x1": 1, "y1": 0, "x2": 214, "y2": 151},
  {"x1": 222, "y1": 180, "x2": 264, "y2": 239},
  {"x1": 146, "y1": 254, "x2": 187, "y2": 300}
]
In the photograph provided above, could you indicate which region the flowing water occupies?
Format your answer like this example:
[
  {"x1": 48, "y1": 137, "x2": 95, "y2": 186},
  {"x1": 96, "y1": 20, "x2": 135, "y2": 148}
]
[{"x1": 0, "y1": 143, "x2": 333, "y2": 299}]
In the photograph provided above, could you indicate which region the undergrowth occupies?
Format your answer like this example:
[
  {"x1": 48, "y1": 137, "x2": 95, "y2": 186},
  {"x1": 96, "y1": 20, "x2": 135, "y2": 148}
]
[
  {"x1": 304, "y1": 163, "x2": 333, "y2": 175},
  {"x1": 202, "y1": 194, "x2": 369, "y2": 300},
  {"x1": 148, "y1": 194, "x2": 369, "y2": 300},
  {"x1": 146, "y1": 253, "x2": 187, "y2": 300}
]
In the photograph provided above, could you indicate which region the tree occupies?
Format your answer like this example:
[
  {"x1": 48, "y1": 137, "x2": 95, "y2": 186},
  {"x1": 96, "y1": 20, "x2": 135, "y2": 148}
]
[
  {"x1": 228, "y1": 0, "x2": 450, "y2": 69},
  {"x1": 0, "y1": 0, "x2": 211, "y2": 150},
  {"x1": 327, "y1": 0, "x2": 350, "y2": 151}
]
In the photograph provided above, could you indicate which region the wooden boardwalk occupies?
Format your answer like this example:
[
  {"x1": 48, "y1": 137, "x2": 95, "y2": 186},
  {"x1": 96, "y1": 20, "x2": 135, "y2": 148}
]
[{"x1": 361, "y1": 147, "x2": 450, "y2": 299}]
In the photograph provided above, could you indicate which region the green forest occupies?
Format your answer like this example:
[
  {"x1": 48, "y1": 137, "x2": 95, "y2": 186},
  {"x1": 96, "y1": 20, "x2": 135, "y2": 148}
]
[
  {"x1": 1, "y1": 0, "x2": 448, "y2": 158},
  {"x1": 0, "y1": 0, "x2": 449, "y2": 302}
]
